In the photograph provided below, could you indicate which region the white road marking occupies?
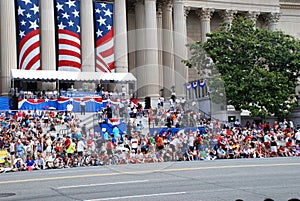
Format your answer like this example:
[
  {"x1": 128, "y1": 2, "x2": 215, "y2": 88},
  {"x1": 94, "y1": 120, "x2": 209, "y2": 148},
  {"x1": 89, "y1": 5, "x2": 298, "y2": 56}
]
[
  {"x1": 56, "y1": 180, "x2": 149, "y2": 189},
  {"x1": 85, "y1": 192, "x2": 187, "y2": 201}
]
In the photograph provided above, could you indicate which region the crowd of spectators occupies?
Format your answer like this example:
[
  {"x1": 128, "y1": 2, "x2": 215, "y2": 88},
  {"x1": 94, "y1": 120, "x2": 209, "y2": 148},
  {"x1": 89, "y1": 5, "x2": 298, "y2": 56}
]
[{"x1": 0, "y1": 98, "x2": 300, "y2": 173}]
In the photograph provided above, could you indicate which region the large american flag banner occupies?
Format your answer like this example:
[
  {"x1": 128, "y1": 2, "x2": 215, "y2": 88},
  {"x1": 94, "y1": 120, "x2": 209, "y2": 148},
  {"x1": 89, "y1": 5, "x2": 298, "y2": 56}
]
[
  {"x1": 94, "y1": 2, "x2": 114, "y2": 72},
  {"x1": 55, "y1": 0, "x2": 81, "y2": 71},
  {"x1": 16, "y1": 0, "x2": 40, "y2": 70}
]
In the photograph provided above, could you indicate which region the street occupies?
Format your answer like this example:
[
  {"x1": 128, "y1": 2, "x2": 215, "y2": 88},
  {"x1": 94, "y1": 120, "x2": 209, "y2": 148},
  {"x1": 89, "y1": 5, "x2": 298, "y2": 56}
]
[{"x1": 0, "y1": 157, "x2": 299, "y2": 201}]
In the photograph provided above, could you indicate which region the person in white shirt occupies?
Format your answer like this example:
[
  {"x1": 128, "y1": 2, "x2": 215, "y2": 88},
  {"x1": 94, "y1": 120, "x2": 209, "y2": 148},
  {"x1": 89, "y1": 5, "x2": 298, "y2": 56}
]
[
  {"x1": 170, "y1": 136, "x2": 181, "y2": 161},
  {"x1": 295, "y1": 129, "x2": 300, "y2": 145},
  {"x1": 77, "y1": 138, "x2": 86, "y2": 166},
  {"x1": 80, "y1": 100, "x2": 86, "y2": 115},
  {"x1": 66, "y1": 102, "x2": 73, "y2": 115},
  {"x1": 130, "y1": 135, "x2": 139, "y2": 154}
]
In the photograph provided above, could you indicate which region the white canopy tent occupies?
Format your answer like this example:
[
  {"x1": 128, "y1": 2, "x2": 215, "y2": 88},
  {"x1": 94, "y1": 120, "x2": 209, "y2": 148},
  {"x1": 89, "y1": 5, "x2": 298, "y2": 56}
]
[
  {"x1": 10, "y1": 69, "x2": 137, "y2": 97},
  {"x1": 10, "y1": 69, "x2": 137, "y2": 83}
]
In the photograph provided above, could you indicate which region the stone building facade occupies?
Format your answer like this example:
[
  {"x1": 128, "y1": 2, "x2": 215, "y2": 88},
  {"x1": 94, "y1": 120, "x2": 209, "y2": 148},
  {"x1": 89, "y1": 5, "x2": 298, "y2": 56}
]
[{"x1": 0, "y1": 0, "x2": 300, "y2": 99}]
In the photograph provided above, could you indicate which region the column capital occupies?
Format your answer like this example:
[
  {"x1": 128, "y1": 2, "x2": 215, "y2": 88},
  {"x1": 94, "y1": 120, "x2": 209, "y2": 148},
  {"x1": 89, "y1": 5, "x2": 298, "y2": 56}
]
[
  {"x1": 184, "y1": 6, "x2": 191, "y2": 17},
  {"x1": 157, "y1": 2, "x2": 163, "y2": 16},
  {"x1": 246, "y1": 11, "x2": 260, "y2": 23},
  {"x1": 220, "y1": 9, "x2": 237, "y2": 23},
  {"x1": 134, "y1": 0, "x2": 143, "y2": 8},
  {"x1": 267, "y1": 12, "x2": 281, "y2": 24},
  {"x1": 197, "y1": 8, "x2": 215, "y2": 21},
  {"x1": 128, "y1": 3, "x2": 135, "y2": 13},
  {"x1": 162, "y1": 0, "x2": 172, "y2": 11}
]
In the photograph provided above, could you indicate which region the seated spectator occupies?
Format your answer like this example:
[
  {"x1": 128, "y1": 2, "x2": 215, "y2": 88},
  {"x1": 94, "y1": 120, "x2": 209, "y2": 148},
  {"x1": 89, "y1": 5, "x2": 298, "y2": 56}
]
[
  {"x1": 53, "y1": 155, "x2": 64, "y2": 169},
  {"x1": 199, "y1": 148, "x2": 206, "y2": 160},
  {"x1": 45, "y1": 153, "x2": 55, "y2": 169},
  {"x1": 155, "y1": 150, "x2": 164, "y2": 162},
  {"x1": 0, "y1": 157, "x2": 17, "y2": 173},
  {"x1": 36, "y1": 153, "x2": 46, "y2": 170},
  {"x1": 25, "y1": 155, "x2": 39, "y2": 171},
  {"x1": 14, "y1": 155, "x2": 25, "y2": 171},
  {"x1": 208, "y1": 148, "x2": 217, "y2": 160},
  {"x1": 217, "y1": 146, "x2": 226, "y2": 159}
]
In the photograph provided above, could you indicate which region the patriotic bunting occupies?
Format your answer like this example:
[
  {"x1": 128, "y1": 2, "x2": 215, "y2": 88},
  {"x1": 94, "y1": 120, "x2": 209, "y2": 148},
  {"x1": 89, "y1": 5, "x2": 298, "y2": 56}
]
[
  {"x1": 199, "y1": 79, "x2": 206, "y2": 88},
  {"x1": 186, "y1": 79, "x2": 207, "y2": 90},
  {"x1": 186, "y1": 83, "x2": 191, "y2": 90},
  {"x1": 192, "y1": 81, "x2": 198, "y2": 89}
]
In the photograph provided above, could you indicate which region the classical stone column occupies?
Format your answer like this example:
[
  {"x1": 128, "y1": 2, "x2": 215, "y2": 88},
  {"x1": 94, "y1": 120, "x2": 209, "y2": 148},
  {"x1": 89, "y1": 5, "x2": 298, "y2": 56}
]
[
  {"x1": 0, "y1": 0, "x2": 17, "y2": 96},
  {"x1": 220, "y1": 9, "x2": 237, "y2": 26},
  {"x1": 40, "y1": 0, "x2": 56, "y2": 90},
  {"x1": 134, "y1": 0, "x2": 146, "y2": 98},
  {"x1": 40, "y1": 0, "x2": 56, "y2": 71},
  {"x1": 144, "y1": 0, "x2": 159, "y2": 97},
  {"x1": 162, "y1": 0, "x2": 174, "y2": 98},
  {"x1": 247, "y1": 11, "x2": 260, "y2": 26},
  {"x1": 80, "y1": 0, "x2": 95, "y2": 72},
  {"x1": 127, "y1": 6, "x2": 136, "y2": 96},
  {"x1": 173, "y1": 0, "x2": 189, "y2": 98},
  {"x1": 197, "y1": 8, "x2": 214, "y2": 43},
  {"x1": 114, "y1": 0, "x2": 128, "y2": 73},
  {"x1": 157, "y1": 3, "x2": 163, "y2": 92},
  {"x1": 127, "y1": 5, "x2": 136, "y2": 72},
  {"x1": 267, "y1": 12, "x2": 281, "y2": 31}
]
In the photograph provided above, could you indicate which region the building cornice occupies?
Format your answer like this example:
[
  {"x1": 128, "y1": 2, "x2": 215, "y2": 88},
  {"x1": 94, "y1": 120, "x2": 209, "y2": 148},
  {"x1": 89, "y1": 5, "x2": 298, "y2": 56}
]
[
  {"x1": 280, "y1": 0, "x2": 300, "y2": 3},
  {"x1": 184, "y1": 0, "x2": 280, "y2": 13},
  {"x1": 280, "y1": 2, "x2": 300, "y2": 9},
  {"x1": 277, "y1": 0, "x2": 300, "y2": 9}
]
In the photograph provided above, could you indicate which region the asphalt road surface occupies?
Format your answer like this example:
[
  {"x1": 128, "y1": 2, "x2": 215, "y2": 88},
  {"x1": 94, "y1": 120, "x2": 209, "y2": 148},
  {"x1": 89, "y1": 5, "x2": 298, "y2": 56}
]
[{"x1": 0, "y1": 157, "x2": 299, "y2": 201}]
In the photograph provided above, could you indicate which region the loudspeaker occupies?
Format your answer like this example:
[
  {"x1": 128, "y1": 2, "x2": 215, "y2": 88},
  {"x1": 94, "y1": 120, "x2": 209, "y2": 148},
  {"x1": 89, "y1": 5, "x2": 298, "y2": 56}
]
[
  {"x1": 145, "y1": 96, "x2": 151, "y2": 109},
  {"x1": 12, "y1": 95, "x2": 18, "y2": 110}
]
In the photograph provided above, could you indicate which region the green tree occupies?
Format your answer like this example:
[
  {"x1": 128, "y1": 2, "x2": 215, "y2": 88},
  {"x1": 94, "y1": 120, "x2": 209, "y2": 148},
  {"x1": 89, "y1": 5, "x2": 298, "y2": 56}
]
[{"x1": 184, "y1": 17, "x2": 300, "y2": 119}]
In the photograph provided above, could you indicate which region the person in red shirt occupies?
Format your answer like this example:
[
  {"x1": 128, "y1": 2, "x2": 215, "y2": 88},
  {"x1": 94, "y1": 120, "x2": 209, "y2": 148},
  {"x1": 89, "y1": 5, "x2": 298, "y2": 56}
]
[{"x1": 64, "y1": 136, "x2": 71, "y2": 150}]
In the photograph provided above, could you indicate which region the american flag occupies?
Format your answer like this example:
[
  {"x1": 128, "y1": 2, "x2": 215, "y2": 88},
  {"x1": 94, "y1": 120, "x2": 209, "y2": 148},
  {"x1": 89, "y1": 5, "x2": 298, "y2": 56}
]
[
  {"x1": 16, "y1": 0, "x2": 40, "y2": 70},
  {"x1": 94, "y1": 2, "x2": 114, "y2": 72},
  {"x1": 56, "y1": 0, "x2": 81, "y2": 71}
]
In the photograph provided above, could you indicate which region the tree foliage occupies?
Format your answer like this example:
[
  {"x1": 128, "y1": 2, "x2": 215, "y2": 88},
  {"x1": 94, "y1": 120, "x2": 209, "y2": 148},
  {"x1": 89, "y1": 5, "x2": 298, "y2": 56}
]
[{"x1": 184, "y1": 17, "x2": 300, "y2": 119}]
